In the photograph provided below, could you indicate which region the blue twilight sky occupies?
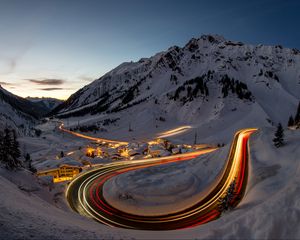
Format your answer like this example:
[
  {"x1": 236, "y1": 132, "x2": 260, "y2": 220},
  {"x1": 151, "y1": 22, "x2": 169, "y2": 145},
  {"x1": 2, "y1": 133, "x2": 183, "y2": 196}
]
[{"x1": 0, "y1": 0, "x2": 299, "y2": 99}]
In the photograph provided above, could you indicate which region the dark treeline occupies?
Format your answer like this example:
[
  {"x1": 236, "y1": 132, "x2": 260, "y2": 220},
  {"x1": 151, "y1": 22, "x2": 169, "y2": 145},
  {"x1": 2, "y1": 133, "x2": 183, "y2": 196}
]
[
  {"x1": 169, "y1": 73, "x2": 211, "y2": 103},
  {"x1": 0, "y1": 128, "x2": 22, "y2": 169},
  {"x1": 0, "y1": 128, "x2": 36, "y2": 172},
  {"x1": 220, "y1": 75, "x2": 252, "y2": 101},
  {"x1": 288, "y1": 101, "x2": 300, "y2": 127}
]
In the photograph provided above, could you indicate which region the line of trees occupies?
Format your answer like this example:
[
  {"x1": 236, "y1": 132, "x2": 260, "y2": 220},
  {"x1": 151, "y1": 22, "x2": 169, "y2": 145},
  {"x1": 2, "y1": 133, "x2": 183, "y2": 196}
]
[
  {"x1": 0, "y1": 128, "x2": 22, "y2": 169},
  {"x1": 0, "y1": 128, "x2": 36, "y2": 172},
  {"x1": 288, "y1": 101, "x2": 300, "y2": 127},
  {"x1": 220, "y1": 75, "x2": 252, "y2": 101},
  {"x1": 169, "y1": 74, "x2": 210, "y2": 103}
]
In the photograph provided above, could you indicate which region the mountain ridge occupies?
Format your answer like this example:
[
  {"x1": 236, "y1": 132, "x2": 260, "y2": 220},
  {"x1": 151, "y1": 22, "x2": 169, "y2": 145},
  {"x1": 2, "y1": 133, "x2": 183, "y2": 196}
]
[{"x1": 48, "y1": 34, "x2": 299, "y2": 142}]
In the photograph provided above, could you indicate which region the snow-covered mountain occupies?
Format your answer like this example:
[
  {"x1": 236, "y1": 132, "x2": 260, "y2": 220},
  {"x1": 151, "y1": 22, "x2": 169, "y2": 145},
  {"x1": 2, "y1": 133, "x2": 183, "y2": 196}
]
[
  {"x1": 26, "y1": 97, "x2": 62, "y2": 115},
  {"x1": 51, "y1": 34, "x2": 300, "y2": 142},
  {"x1": 0, "y1": 86, "x2": 44, "y2": 132}
]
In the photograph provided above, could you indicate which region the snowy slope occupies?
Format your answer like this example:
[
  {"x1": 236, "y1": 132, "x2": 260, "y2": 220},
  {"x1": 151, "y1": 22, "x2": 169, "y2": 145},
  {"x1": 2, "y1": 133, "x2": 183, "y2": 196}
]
[
  {"x1": 51, "y1": 35, "x2": 300, "y2": 143},
  {"x1": 0, "y1": 169, "x2": 128, "y2": 240},
  {"x1": 1, "y1": 127, "x2": 299, "y2": 239},
  {"x1": 0, "y1": 85, "x2": 40, "y2": 133}
]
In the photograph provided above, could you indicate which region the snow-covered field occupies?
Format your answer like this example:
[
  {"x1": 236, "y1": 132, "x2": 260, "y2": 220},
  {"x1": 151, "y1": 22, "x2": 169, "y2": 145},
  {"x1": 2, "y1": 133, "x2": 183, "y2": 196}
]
[
  {"x1": 103, "y1": 145, "x2": 229, "y2": 215},
  {"x1": 1, "y1": 127, "x2": 299, "y2": 239}
]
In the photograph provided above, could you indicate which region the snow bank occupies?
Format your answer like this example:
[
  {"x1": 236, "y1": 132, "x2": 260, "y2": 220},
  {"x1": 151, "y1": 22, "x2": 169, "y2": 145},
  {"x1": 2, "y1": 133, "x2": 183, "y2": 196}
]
[{"x1": 0, "y1": 168, "x2": 129, "y2": 240}]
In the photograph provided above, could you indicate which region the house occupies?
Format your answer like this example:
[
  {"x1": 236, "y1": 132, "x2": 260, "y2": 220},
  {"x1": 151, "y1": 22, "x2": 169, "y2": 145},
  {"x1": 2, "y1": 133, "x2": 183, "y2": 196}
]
[
  {"x1": 37, "y1": 164, "x2": 82, "y2": 183},
  {"x1": 171, "y1": 147, "x2": 181, "y2": 154},
  {"x1": 148, "y1": 144, "x2": 167, "y2": 157}
]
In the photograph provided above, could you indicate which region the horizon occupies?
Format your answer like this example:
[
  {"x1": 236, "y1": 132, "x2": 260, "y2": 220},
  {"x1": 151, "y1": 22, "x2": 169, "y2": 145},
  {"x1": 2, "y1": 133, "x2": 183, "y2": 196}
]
[{"x1": 1, "y1": 0, "x2": 299, "y2": 100}]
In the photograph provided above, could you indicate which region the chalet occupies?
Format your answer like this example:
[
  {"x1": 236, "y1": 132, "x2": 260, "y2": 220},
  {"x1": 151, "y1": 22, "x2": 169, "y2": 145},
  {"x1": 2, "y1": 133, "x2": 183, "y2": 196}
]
[
  {"x1": 148, "y1": 144, "x2": 169, "y2": 157},
  {"x1": 37, "y1": 164, "x2": 82, "y2": 183}
]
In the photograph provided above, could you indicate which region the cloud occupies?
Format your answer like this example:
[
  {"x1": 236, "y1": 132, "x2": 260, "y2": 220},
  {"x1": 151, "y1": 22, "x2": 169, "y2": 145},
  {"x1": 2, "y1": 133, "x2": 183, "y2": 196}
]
[
  {"x1": 9, "y1": 59, "x2": 17, "y2": 72},
  {"x1": 0, "y1": 81, "x2": 14, "y2": 86},
  {"x1": 0, "y1": 42, "x2": 32, "y2": 74},
  {"x1": 39, "y1": 87, "x2": 67, "y2": 91},
  {"x1": 27, "y1": 79, "x2": 65, "y2": 85},
  {"x1": 0, "y1": 57, "x2": 18, "y2": 74},
  {"x1": 39, "y1": 87, "x2": 75, "y2": 91},
  {"x1": 78, "y1": 75, "x2": 95, "y2": 82}
]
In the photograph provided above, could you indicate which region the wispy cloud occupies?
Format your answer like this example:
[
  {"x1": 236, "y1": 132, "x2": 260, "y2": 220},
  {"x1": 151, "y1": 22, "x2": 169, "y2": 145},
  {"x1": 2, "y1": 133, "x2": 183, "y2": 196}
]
[
  {"x1": 0, "y1": 42, "x2": 32, "y2": 74},
  {"x1": 39, "y1": 87, "x2": 68, "y2": 91},
  {"x1": 27, "y1": 79, "x2": 65, "y2": 85},
  {"x1": 0, "y1": 57, "x2": 17, "y2": 74},
  {"x1": 78, "y1": 75, "x2": 95, "y2": 82},
  {"x1": 0, "y1": 81, "x2": 14, "y2": 86}
]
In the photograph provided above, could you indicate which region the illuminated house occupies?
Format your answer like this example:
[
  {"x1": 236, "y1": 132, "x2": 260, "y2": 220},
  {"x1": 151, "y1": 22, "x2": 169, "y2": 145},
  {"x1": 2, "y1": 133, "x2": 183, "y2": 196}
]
[
  {"x1": 37, "y1": 164, "x2": 82, "y2": 183},
  {"x1": 148, "y1": 144, "x2": 169, "y2": 157}
]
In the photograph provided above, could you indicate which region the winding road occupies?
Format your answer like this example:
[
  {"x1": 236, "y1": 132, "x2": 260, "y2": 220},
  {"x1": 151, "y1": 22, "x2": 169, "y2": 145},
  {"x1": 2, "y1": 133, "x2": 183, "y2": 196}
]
[{"x1": 64, "y1": 126, "x2": 257, "y2": 230}]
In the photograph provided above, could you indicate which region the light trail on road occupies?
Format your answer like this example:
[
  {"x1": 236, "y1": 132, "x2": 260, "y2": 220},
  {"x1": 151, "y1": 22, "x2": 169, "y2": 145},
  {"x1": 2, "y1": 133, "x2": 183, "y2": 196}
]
[
  {"x1": 65, "y1": 128, "x2": 257, "y2": 230},
  {"x1": 58, "y1": 123, "x2": 128, "y2": 145},
  {"x1": 157, "y1": 125, "x2": 193, "y2": 138}
]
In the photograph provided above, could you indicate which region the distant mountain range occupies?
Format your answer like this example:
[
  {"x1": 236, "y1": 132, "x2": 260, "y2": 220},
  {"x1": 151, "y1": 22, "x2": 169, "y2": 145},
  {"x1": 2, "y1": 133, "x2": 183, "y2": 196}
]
[
  {"x1": 26, "y1": 97, "x2": 62, "y2": 115},
  {"x1": 0, "y1": 85, "x2": 62, "y2": 132},
  {"x1": 49, "y1": 34, "x2": 299, "y2": 141}
]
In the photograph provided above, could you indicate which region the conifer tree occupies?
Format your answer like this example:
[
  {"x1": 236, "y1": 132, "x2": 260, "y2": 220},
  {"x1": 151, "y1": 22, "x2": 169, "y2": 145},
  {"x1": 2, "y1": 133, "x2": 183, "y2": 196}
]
[
  {"x1": 0, "y1": 128, "x2": 21, "y2": 169},
  {"x1": 11, "y1": 130, "x2": 21, "y2": 162},
  {"x1": 0, "y1": 131, "x2": 4, "y2": 164},
  {"x1": 218, "y1": 179, "x2": 237, "y2": 212},
  {"x1": 295, "y1": 101, "x2": 300, "y2": 125},
  {"x1": 25, "y1": 153, "x2": 36, "y2": 173},
  {"x1": 288, "y1": 115, "x2": 294, "y2": 127},
  {"x1": 273, "y1": 123, "x2": 284, "y2": 148},
  {"x1": 194, "y1": 132, "x2": 197, "y2": 144},
  {"x1": 25, "y1": 153, "x2": 31, "y2": 164},
  {"x1": 2, "y1": 128, "x2": 12, "y2": 168}
]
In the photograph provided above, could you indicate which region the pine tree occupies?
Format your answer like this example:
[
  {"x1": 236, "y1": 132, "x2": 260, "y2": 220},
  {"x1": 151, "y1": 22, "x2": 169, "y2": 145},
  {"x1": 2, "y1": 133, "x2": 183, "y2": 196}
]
[
  {"x1": 218, "y1": 179, "x2": 237, "y2": 212},
  {"x1": 222, "y1": 85, "x2": 228, "y2": 98},
  {"x1": 2, "y1": 128, "x2": 12, "y2": 168},
  {"x1": 0, "y1": 131, "x2": 4, "y2": 164},
  {"x1": 273, "y1": 123, "x2": 284, "y2": 148},
  {"x1": 0, "y1": 128, "x2": 21, "y2": 169},
  {"x1": 288, "y1": 115, "x2": 294, "y2": 127},
  {"x1": 194, "y1": 132, "x2": 197, "y2": 145},
  {"x1": 187, "y1": 86, "x2": 192, "y2": 98},
  {"x1": 25, "y1": 153, "x2": 31, "y2": 163},
  {"x1": 11, "y1": 130, "x2": 21, "y2": 162},
  {"x1": 295, "y1": 101, "x2": 300, "y2": 125},
  {"x1": 25, "y1": 153, "x2": 36, "y2": 173}
]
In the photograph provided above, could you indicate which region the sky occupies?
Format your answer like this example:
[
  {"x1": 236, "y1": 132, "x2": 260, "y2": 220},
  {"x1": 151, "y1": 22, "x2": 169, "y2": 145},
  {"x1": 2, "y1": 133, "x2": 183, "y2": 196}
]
[{"x1": 0, "y1": 0, "x2": 299, "y2": 100}]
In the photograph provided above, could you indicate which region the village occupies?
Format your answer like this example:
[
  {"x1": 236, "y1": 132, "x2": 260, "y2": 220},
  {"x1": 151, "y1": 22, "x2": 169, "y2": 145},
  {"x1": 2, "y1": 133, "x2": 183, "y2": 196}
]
[{"x1": 36, "y1": 136, "x2": 208, "y2": 183}]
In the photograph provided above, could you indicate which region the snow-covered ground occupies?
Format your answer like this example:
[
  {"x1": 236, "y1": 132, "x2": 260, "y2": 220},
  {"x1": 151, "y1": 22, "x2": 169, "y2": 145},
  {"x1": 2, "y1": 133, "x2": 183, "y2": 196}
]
[
  {"x1": 0, "y1": 169, "x2": 129, "y2": 240},
  {"x1": 1, "y1": 127, "x2": 299, "y2": 239},
  {"x1": 103, "y1": 145, "x2": 229, "y2": 215}
]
